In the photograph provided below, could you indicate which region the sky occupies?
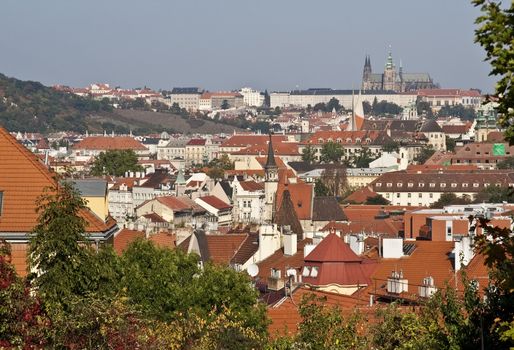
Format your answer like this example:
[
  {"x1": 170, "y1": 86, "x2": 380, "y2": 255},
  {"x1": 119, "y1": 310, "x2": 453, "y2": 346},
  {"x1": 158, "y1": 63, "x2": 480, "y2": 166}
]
[{"x1": 0, "y1": 0, "x2": 496, "y2": 92}]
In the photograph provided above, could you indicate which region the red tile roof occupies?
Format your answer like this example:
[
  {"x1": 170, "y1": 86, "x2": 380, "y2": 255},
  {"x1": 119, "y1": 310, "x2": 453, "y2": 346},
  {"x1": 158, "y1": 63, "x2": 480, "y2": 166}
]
[
  {"x1": 275, "y1": 182, "x2": 313, "y2": 220},
  {"x1": 197, "y1": 195, "x2": 232, "y2": 210},
  {"x1": 239, "y1": 180, "x2": 264, "y2": 192},
  {"x1": 113, "y1": 229, "x2": 145, "y2": 255},
  {"x1": 72, "y1": 136, "x2": 147, "y2": 151},
  {"x1": 148, "y1": 232, "x2": 176, "y2": 249},
  {"x1": 305, "y1": 233, "x2": 361, "y2": 263},
  {"x1": 155, "y1": 196, "x2": 191, "y2": 211},
  {"x1": 186, "y1": 138, "x2": 206, "y2": 146},
  {"x1": 232, "y1": 142, "x2": 300, "y2": 156},
  {"x1": 205, "y1": 234, "x2": 248, "y2": 265},
  {"x1": 0, "y1": 127, "x2": 115, "y2": 234}
]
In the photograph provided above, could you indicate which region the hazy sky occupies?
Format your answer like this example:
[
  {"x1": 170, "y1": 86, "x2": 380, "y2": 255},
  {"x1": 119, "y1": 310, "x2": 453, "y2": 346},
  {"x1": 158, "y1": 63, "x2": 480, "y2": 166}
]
[{"x1": 0, "y1": 0, "x2": 496, "y2": 92}]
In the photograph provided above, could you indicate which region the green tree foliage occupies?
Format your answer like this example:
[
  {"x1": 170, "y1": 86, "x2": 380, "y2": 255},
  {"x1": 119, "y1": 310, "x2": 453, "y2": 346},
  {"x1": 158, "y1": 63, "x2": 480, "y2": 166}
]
[
  {"x1": 351, "y1": 147, "x2": 377, "y2": 168},
  {"x1": 318, "y1": 166, "x2": 348, "y2": 197},
  {"x1": 90, "y1": 149, "x2": 143, "y2": 176},
  {"x1": 473, "y1": 0, "x2": 514, "y2": 144},
  {"x1": 314, "y1": 179, "x2": 330, "y2": 197},
  {"x1": 414, "y1": 146, "x2": 436, "y2": 164},
  {"x1": 0, "y1": 73, "x2": 112, "y2": 132},
  {"x1": 446, "y1": 136, "x2": 456, "y2": 152},
  {"x1": 221, "y1": 99, "x2": 230, "y2": 110},
  {"x1": 416, "y1": 100, "x2": 434, "y2": 118},
  {"x1": 362, "y1": 99, "x2": 402, "y2": 116},
  {"x1": 430, "y1": 193, "x2": 472, "y2": 208},
  {"x1": 382, "y1": 140, "x2": 400, "y2": 153},
  {"x1": 320, "y1": 141, "x2": 344, "y2": 163},
  {"x1": 301, "y1": 145, "x2": 317, "y2": 164},
  {"x1": 28, "y1": 182, "x2": 99, "y2": 307},
  {"x1": 496, "y1": 156, "x2": 514, "y2": 169},
  {"x1": 326, "y1": 97, "x2": 342, "y2": 112},
  {"x1": 313, "y1": 102, "x2": 327, "y2": 112},
  {"x1": 474, "y1": 186, "x2": 514, "y2": 203},
  {"x1": 365, "y1": 194, "x2": 389, "y2": 205},
  {"x1": 438, "y1": 104, "x2": 477, "y2": 120},
  {"x1": 268, "y1": 294, "x2": 368, "y2": 350}
]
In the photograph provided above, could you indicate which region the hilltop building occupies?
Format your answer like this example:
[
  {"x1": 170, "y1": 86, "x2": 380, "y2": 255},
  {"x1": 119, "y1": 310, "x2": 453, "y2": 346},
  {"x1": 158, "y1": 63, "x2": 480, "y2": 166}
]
[{"x1": 361, "y1": 52, "x2": 436, "y2": 92}]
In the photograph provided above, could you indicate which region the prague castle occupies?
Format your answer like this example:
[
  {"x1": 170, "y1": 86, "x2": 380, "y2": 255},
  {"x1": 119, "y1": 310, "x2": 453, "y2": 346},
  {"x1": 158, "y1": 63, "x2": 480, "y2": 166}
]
[{"x1": 362, "y1": 51, "x2": 437, "y2": 93}]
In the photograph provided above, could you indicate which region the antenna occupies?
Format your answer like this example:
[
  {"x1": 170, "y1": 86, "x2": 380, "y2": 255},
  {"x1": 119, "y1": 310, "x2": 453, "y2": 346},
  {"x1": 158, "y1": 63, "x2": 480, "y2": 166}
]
[{"x1": 247, "y1": 264, "x2": 259, "y2": 278}]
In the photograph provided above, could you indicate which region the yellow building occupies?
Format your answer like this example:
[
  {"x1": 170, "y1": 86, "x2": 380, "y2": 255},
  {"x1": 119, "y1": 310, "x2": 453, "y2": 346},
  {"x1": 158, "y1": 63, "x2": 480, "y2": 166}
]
[{"x1": 71, "y1": 179, "x2": 109, "y2": 221}]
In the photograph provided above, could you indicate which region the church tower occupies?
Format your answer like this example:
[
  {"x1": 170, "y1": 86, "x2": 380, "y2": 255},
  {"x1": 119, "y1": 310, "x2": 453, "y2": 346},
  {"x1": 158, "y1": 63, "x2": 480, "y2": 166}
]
[
  {"x1": 264, "y1": 133, "x2": 278, "y2": 223},
  {"x1": 361, "y1": 55, "x2": 372, "y2": 90},
  {"x1": 383, "y1": 51, "x2": 397, "y2": 91}
]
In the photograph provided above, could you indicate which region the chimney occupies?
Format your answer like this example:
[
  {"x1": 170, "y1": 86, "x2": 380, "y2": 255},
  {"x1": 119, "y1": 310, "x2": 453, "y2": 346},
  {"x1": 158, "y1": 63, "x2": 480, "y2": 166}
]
[
  {"x1": 348, "y1": 234, "x2": 365, "y2": 255},
  {"x1": 283, "y1": 232, "x2": 297, "y2": 256}
]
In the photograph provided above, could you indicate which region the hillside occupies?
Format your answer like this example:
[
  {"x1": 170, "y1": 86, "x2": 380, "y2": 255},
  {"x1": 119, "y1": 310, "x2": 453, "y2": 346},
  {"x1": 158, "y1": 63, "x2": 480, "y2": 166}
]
[
  {"x1": 0, "y1": 73, "x2": 243, "y2": 134},
  {"x1": 88, "y1": 110, "x2": 243, "y2": 135},
  {"x1": 0, "y1": 73, "x2": 112, "y2": 132}
]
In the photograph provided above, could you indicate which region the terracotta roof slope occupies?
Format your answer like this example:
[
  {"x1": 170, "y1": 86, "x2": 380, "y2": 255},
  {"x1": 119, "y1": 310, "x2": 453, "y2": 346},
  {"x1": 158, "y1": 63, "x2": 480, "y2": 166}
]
[
  {"x1": 72, "y1": 136, "x2": 147, "y2": 151},
  {"x1": 305, "y1": 232, "x2": 361, "y2": 262}
]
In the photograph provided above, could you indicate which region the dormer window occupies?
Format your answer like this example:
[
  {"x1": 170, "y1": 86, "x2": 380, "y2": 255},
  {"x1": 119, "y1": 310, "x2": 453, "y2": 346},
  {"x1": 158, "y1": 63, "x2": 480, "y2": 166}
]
[
  {"x1": 346, "y1": 138, "x2": 352, "y2": 143},
  {"x1": 429, "y1": 183, "x2": 435, "y2": 188},
  {"x1": 387, "y1": 183, "x2": 393, "y2": 187},
  {"x1": 451, "y1": 183, "x2": 457, "y2": 188},
  {"x1": 376, "y1": 183, "x2": 382, "y2": 187},
  {"x1": 310, "y1": 266, "x2": 319, "y2": 278},
  {"x1": 418, "y1": 183, "x2": 425, "y2": 187},
  {"x1": 440, "y1": 183, "x2": 446, "y2": 188},
  {"x1": 407, "y1": 183, "x2": 414, "y2": 188},
  {"x1": 336, "y1": 138, "x2": 342, "y2": 143},
  {"x1": 318, "y1": 138, "x2": 324, "y2": 144},
  {"x1": 355, "y1": 138, "x2": 361, "y2": 143},
  {"x1": 463, "y1": 183, "x2": 469, "y2": 187},
  {"x1": 484, "y1": 183, "x2": 490, "y2": 188},
  {"x1": 473, "y1": 183, "x2": 479, "y2": 188},
  {"x1": 397, "y1": 183, "x2": 403, "y2": 187}
]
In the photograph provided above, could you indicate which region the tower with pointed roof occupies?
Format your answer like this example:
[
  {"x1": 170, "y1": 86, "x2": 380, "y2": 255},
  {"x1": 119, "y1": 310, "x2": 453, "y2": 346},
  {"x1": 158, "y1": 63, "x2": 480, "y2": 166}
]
[
  {"x1": 383, "y1": 51, "x2": 397, "y2": 91},
  {"x1": 361, "y1": 55, "x2": 372, "y2": 90},
  {"x1": 264, "y1": 134, "x2": 278, "y2": 223}
]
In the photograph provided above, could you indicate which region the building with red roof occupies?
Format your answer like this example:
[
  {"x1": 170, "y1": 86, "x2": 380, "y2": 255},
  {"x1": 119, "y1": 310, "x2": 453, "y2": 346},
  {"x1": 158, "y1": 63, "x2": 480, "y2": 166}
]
[
  {"x1": 72, "y1": 136, "x2": 149, "y2": 162},
  {"x1": 195, "y1": 195, "x2": 233, "y2": 227}
]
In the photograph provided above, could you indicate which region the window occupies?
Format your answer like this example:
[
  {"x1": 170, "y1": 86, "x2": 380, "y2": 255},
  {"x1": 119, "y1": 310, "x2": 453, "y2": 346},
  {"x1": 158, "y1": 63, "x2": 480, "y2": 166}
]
[
  {"x1": 473, "y1": 183, "x2": 479, "y2": 188},
  {"x1": 408, "y1": 183, "x2": 414, "y2": 188},
  {"x1": 440, "y1": 183, "x2": 446, "y2": 188},
  {"x1": 429, "y1": 183, "x2": 436, "y2": 188},
  {"x1": 376, "y1": 183, "x2": 382, "y2": 187},
  {"x1": 302, "y1": 266, "x2": 310, "y2": 277},
  {"x1": 418, "y1": 193, "x2": 422, "y2": 198},
  {"x1": 397, "y1": 183, "x2": 403, "y2": 187},
  {"x1": 419, "y1": 183, "x2": 425, "y2": 187},
  {"x1": 408, "y1": 193, "x2": 411, "y2": 198},
  {"x1": 396, "y1": 193, "x2": 400, "y2": 198},
  {"x1": 430, "y1": 193, "x2": 433, "y2": 198},
  {"x1": 310, "y1": 266, "x2": 319, "y2": 278},
  {"x1": 387, "y1": 183, "x2": 392, "y2": 187},
  {"x1": 451, "y1": 183, "x2": 457, "y2": 188},
  {"x1": 463, "y1": 183, "x2": 468, "y2": 188}
]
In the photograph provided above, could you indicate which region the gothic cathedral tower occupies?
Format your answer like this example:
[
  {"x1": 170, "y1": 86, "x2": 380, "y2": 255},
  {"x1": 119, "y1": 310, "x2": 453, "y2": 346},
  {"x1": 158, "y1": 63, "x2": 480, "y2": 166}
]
[
  {"x1": 264, "y1": 134, "x2": 278, "y2": 223},
  {"x1": 361, "y1": 55, "x2": 372, "y2": 91},
  {"x1": 383, "y1": 51, "x2": 397, "y2": 91}
]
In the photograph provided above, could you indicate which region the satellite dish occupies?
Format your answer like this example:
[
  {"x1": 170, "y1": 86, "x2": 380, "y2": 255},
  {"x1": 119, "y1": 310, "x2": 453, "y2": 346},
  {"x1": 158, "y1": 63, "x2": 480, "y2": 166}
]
[{"x1": 247, "y1": 264, "x2": 259, "y2": 278}]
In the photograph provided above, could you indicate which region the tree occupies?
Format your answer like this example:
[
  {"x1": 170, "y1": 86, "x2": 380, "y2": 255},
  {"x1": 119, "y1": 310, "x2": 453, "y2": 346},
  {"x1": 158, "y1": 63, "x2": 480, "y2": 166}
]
[
  {"x1": 313, "y1": 102, "x2": 326, "y2": 112},
  {"x1": 372, "y1": 100, "x2": 403, "y2": 116},
  {"x1": 320, "y1": 142, "x2": 344, "y2": 163},
  {"x1": 474, "y1": 186, "x2": 514, "y2": 203},
  {"x1": 326, "y1": 98, "x2": 342, "y2": 112},
  {"x1": 414, "y1": 146, "x2": 436, "y2": 164},
  {"x1": 438, "y1": 104, "x2": 476, "y2": 120},
  {"x1": 365, "y1": 195, "x2": 389, "y2": 205},
  {"x1": 473, "y1": 0, "x2": 514, "y2": 144},
  {"x1": 301, "y1": 145, "x2": 317, "y2": 164},
  {"x1": 90, "y1": 150, "x2": 143, "y2": 177},
  {"x1": 362, "y1": 101, "x2": 372, "y2": 115},
  {"x1": 446, "y1": 136, "x2": 456, "y2": 152},
  {"x1": 221, "y1": 99, "x2": 230, "y2": 110},
  {"x1": 430, "y1": 193, "x2": 472, "y2": 208},
  {"x1": 351, "y1": 147, "x2": 377, "y2": 168},
  {"x1": 314, "y1": 179, "x2": 330, "y2": 197},
  {"x1": 28, "y1": 182, "x2": 101, "y2": 308},
  {"x1": 416, "y1": 100, "x2": 434, "y2": 118},
  {"x1": 382, "y1": 140, "x2": 400, "y2": 153},
  {"x1": 207, "y1": 167, "x2": 224, "y2": 180},
  {"x1": 496, "y1": 156, "x2": 514, "y2": 169},
  {"x1": 318, "y1": 166, "x2": 348, "y2": 197}
]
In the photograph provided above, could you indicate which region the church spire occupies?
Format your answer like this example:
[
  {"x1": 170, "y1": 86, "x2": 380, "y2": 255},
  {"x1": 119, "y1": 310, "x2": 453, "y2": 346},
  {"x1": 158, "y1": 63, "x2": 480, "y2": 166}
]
[{"x1": 264, "y1": 133, "x2": 277, "y2": 169}]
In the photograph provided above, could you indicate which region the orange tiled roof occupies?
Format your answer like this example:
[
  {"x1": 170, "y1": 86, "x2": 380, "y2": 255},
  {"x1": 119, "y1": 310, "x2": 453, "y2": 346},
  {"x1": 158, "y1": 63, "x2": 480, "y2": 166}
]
[
  {"x1": 276, "y1": 182, "x2": 313, "y2": 220},
  {"x1": 149, "y1": 231, "x2": 176, "y2": 249},
  {"x1": 220, "y1": 135, "x2": 287, "y2": 148},
  {"x1": 0, "y1": 127, "x2": 115, "y2": 234},
  {"x1": 205, "y1": 234, "x2": 248, "y2": 264},
  {"x1": 72, "y1": 136, "x2": 147, "y2": 151},
  {"x1": 232, "y1": 142, "x2": 300, "y2": 156},
  {"x1": 113, "y1": 229, "x2": 145, "y2": 255}
]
